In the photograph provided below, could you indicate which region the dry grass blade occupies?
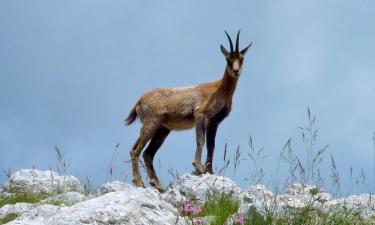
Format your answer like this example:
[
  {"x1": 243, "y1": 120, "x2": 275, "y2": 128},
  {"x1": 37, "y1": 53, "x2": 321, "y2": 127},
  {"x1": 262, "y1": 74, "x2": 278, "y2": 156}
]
[
  {"x1": 105, "y1": 143, "x2": 120, "y2": 183},
  {"x1": 330, "y1": 155, "x2": 341, "y2": 196},
  {"x1": 54, "y1": 145, "x2": 66, "y2": 175}
]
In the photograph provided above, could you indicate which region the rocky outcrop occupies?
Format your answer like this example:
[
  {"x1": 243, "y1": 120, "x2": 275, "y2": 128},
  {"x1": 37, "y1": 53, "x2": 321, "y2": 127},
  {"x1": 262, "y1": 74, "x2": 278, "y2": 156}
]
[
  {"x1": 162, "y1": 173, "x2": 241, "y2": 206},
  {"x1": 6, "y1": 187, "x2": 186, "y2": 225},
  {"x1": 1, "y1": 169, "x2": 374, "y2": 224},
  {"x1": 96, "y1": 181, "x2": 133, "y2": 196},
  {"x1": 4, "y1": 169, "x2": 82, "y2": 194},
  {"x1": 327, "y1": 194, "x2": 375, "y2": 219},
  {"x1": 40, "y1": 191, "x2": 87, "y2": 206},
  {"x1": 0, "y1": 203, "x2": 33, "y2": 220},
  {"x1": 239, "y1": 184, "x2": 275, "y2": 213}
]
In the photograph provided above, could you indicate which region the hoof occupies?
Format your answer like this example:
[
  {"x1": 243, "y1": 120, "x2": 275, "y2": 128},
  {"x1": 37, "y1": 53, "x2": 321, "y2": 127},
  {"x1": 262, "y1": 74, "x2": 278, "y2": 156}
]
[
  {"x1": 204, "y1": 167, "x2": 214, "y2": 174},
  {"x1": 132, "y1": 179, "x2": 145, "y2": 188},
  {"x1": 192, "y1": 162, "x2": 204, "y2": 174},
  {"x1": 155, "y1": 186, "x2": 165, "y2": 193},
  {"x1": 150, "y1": 180, "x2": 164, "y2": 193},
  {"x1": 194, "y1": 168, "x2": 204, "y2": 175}
]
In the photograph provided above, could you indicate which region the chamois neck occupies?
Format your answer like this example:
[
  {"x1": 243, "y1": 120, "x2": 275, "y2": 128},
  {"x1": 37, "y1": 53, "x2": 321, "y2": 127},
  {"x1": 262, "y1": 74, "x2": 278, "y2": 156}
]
[{"x1": 219, "y1": 67, "x2": 238, "y2": 98}]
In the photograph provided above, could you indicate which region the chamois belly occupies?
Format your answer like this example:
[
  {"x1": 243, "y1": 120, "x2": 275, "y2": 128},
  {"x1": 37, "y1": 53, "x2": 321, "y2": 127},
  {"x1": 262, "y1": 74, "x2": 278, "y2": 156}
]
[{"x1": 162, "y1": 115, "x2": 195, "y2": 131}]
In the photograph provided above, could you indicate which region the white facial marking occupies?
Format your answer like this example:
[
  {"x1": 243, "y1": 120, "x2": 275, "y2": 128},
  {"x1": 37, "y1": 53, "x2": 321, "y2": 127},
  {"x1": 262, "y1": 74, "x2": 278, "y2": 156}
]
[{"x1": 232, "y1": 60, "x2": 240, "y2": 71}]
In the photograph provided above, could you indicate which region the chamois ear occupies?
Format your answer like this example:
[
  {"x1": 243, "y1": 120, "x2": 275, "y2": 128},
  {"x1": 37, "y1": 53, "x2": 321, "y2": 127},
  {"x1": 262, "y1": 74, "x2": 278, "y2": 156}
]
[
  {"x1": 240, "y1": 42, "x2": 252, "y2": 55},
  {"x1": 220, "y1": 45, "x2": 229, "y2": 57}
]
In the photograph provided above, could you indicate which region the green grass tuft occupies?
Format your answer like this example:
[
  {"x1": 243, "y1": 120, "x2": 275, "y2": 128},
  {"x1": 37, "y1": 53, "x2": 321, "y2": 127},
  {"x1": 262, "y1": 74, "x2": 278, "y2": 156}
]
[
  {"x1": 200, "y1": 192, "x2": 239, "y2": 225},
  {"x1": 0, "y1": 192, "x2": 51, "y2": 208},
  {"x1": 240, "y1": 205, "x2": 373, "y2": 225},
  {"x1": 0, "y1": 213, "x2": 18, "y2": 224}
]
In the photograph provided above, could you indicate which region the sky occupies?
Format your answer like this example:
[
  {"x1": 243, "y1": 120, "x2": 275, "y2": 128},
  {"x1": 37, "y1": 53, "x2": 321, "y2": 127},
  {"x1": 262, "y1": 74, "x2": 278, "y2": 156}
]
[{"x1": 0, "y1": 1, "x2": 374, "y2": 194}]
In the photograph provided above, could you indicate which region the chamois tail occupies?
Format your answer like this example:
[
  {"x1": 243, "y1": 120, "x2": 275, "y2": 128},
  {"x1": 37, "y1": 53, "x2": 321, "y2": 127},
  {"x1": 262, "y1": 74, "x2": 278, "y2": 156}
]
[{"x1": 124, "y1": 105, "x2": 138, "y2": 126}]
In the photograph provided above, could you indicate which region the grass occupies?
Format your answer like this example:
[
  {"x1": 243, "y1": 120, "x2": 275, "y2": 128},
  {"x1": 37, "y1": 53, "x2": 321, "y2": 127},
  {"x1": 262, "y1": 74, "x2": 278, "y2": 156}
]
[
  {"x1": 241, "y1": 205, "x2": 373, "y2": 225},
  {"x1": 0, "y1": 192, "x2": 51, "y2": 208},
  {"x1": 42, "y1": 198, "x2": 71, "y2": 206},
  {"x1": 180, "y1": 194, "x2": 374, "y2": 225},
  {"x1": 176, "y1": 108, "x2": 375, "y2": 224},
  {"x1": 180, "y1": 192, "x2": 240, "y2": 225},
  {"x1": 201, "y1": 193, "x2": 240, "y2": 225},
  {"x1": 0, "y1": 213, "x2": 18, "y2": 224}
]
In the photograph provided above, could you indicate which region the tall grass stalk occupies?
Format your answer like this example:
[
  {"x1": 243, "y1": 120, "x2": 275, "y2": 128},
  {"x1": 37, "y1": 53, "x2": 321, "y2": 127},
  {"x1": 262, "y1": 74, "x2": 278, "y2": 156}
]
[
  {"x1": 105, "y1": 143, "x2": 120, "y2": 183},
  {"x1": 54, "y1": 145, "x2": 66, "y2": 175}
]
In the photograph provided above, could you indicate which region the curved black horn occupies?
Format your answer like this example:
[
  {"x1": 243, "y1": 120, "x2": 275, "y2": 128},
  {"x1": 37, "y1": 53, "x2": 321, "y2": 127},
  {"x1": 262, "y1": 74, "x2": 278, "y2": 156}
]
[
  {"x1": 224, "y1": 30, "x2": 233, "y2": 52},
  {"x1": 235, "y1": 30, "x2": 241, "y2": 53}
]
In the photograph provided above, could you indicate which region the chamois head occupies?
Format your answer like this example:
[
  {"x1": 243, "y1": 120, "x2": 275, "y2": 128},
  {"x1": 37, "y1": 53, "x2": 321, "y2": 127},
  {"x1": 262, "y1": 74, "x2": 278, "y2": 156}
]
[{"x1": 220, "y1": 30, "x2": 252, "y2": 78}]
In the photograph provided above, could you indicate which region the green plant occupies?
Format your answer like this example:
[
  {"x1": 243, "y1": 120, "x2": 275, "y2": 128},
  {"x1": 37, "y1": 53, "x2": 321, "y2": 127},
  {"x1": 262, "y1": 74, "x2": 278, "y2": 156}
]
[
  {"x1": 0, "y1": 213, "x2": 18, "y2": 224},
  {"x1": 0, "y1": 192, "x2": 51, "y2": 208},
  {"x1": 202, "y1": 192, "x2": 239, "y2": 225}
]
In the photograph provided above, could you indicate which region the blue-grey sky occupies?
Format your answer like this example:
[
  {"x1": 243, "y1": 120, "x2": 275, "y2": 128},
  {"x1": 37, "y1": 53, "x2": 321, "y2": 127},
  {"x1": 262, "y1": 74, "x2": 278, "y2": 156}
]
[{"x1": 0, "y1": 1, "x2": 374, "y2": 194}]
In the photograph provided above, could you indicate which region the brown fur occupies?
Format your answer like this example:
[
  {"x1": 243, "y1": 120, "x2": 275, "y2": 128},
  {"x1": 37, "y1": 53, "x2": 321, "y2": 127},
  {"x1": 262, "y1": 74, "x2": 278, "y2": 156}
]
[{"x1": 125, "y1": 31, "x2": 252, "y2": 191}]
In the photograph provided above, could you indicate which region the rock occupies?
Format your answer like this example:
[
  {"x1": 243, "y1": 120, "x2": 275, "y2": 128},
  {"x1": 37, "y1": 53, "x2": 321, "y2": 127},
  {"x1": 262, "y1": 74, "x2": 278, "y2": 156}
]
[
  {"x1": 162, "y1": 187, "x2": 188, "y2": 207},
  {"x1": 164, "y1": 173, "x2": 241, "y2": 205},
  {"x1": 271, "y1": 184, "x2": 331, "y2": 209},
  {"x1": 282, "y1": 184, "x2": 332, "y2": 205},
  {"x1": 40, "y1": 192, "x2": 87, "y2": 206},
  {"x1": 4, "y1": 169, "x2": 82, "y2": 194},
  {"x1": 238, "y1": 184, "x2": 275, "y2": 214},
  {"x1": 327, "y1": 194, "x2": 375, "y2": 219},
  {"x1": 96, "y1": 181, "x2": 133, "y2": 196},
  {"x1": 14, "y1": 204, "x2": 60, "y2": 224},
  {"x1": 0, "y1": 191, "x2": 12, "y2": 199},
  {"x1": 0, "y1": 203, "x2": 33, "y2": 220},
  {"x1": 183, "y1": 216, "x2": 214, "y2": 225},
  {"x1": 8, "y1": 187, "x2": 187, "y2": 225},
  {"x1": 239, "y1": 184, "x2": 334, "y2": 214}
]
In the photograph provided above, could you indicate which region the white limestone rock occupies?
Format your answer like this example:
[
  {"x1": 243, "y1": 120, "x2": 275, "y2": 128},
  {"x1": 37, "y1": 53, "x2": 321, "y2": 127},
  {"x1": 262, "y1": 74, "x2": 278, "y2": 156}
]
[
  {"x1": 162, "y1": 186, "x2": 188, "y2": 207},
  {"x1": 238, "y1": 184, "x2": 276, "y2": 214},
  {"x1": 7, "y1": 187, "x2": 187, "y2": 225},
  {"x1": 96, "y1": 181, "x2": 133, "y2": 196},
  {"x1": 164, "y1": 173, "x2": 241, "y2": 205},
  {"x1": 0, "y1": 203, "x2": 33, "y2": 220},
  {"x1": 40, "y1": 191, "x2": 87, "y2": 206},
  {"x1": 14, "y1": 204, "x2": 61, "y2": 224},
  {"x1": 0, "y1": 190, "x2": 12, "y2": 199},
  {"x1": 183, "y1": 216, "x2": 214, "y2": 225},
  {"x1": 274, "y1": 184, "x2": 332, "y2": 209},
  {"x1": 282, "y1": 184, "x2": 331, "y2": 205},
  {"x1": 238, "y1": 184, "x2": 333, "y2": 214},
  {"x1": 327, "y1": 194, "x2": 375, "y2": 219},
  {"x1": 4, "y1": 169, "x2": 82, "y2": 194}
]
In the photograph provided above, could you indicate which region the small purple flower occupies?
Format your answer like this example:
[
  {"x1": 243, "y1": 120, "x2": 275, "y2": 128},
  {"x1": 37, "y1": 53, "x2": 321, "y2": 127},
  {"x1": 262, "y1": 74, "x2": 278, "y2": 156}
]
[
  {"x1": 236, "y1": 215, "x2": 245, "y2": 224},
  {"x1": 181, "y1": 201, "x2": 202, "y2": 215},
  {"x1": 181, "y1": 201, "x2": 192, "y2": 212},
  {"x1": 191, "y1": 206, "x2": 202, "y2": 214},
  {"x1": 194, "y1": 218, "x2": 203, "y2": 224}
]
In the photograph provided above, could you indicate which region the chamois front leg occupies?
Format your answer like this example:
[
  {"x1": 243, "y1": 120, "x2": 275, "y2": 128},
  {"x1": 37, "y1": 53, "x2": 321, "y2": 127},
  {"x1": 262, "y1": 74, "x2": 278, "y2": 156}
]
[
  {"x1": 193, "y1": 114, "x2": 207, "y2": 174},
  {"x1": 204, "y1": 124, "x2": 218, "y2": 174}
]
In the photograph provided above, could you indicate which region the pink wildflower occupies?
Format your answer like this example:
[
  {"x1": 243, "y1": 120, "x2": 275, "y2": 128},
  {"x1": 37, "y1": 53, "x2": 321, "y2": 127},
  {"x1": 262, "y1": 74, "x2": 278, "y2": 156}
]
[
  {"x1": 236, "y1": 215, "x2": 245, "y2": 224},
  {"x1": 191, "y1": 206, "x2": 202, "y2": 214},
  {"x1": 181, "y1": 201, "x2": 202, "y2": 215},
  {"x1": 194, "y1": 218, "x2": 203, "y2": 224}
]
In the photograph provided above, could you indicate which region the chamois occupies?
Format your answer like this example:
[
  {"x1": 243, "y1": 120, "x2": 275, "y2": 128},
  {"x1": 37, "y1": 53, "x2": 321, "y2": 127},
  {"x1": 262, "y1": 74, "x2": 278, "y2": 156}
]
[{"x1": 125, "y1": 30, "x2": 252, "y2": 192}]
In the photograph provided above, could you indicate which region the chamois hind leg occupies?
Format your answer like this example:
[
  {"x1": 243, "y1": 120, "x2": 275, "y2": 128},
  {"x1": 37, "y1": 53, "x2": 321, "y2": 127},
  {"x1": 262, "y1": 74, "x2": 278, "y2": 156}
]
[
  {"x1": 192, "y1": 114, "x2": 207, "y2": 174},
  {"x1": 130, "y1": 122, "x2": 159, "y2": 188},
  {"x1": 204, "y1": 124, "x2": 218, "y2": 174},
  {"x1": 143, "y1": 126, "x2": 170, "y2": 192}
]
